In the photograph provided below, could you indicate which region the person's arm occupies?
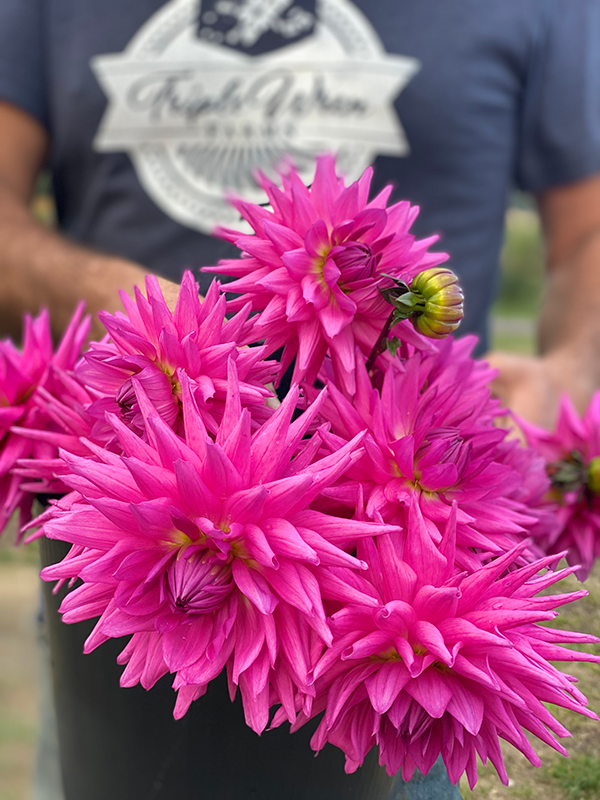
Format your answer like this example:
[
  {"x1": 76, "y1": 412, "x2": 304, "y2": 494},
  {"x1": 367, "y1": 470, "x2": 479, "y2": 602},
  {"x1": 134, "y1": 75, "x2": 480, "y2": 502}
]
[
  {"x1": 487, "y1": 174, "x2": 600, "y2": 428},
  {"x1": 0, "y1": 101, "x2": 178, "y2": 341}
]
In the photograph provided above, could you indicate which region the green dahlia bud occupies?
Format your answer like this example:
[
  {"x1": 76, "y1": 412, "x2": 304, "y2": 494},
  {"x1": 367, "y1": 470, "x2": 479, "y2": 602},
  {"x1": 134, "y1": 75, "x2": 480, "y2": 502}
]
[
  {"x1": 410, "y1": 268, "x2": 464, "y2": 338},
  {"x1": 587, "y1": 457, "x2": 600, "y2": 495},
  {"x1": 379, "y1": 267, "x2": 464, "y2": 339},
  {"x1": 547, "y1": 451, "x2": 600, "y2": 499}
]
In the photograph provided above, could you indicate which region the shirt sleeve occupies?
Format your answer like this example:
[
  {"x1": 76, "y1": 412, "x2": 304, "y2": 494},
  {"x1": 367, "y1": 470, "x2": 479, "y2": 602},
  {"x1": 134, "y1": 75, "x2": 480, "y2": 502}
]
[
  {"x1": 0, "y1": 0, "x2": 49, "y2": 129},
  {"x1": 516, "y1": 0, "x2": 600, "y2": 193}
]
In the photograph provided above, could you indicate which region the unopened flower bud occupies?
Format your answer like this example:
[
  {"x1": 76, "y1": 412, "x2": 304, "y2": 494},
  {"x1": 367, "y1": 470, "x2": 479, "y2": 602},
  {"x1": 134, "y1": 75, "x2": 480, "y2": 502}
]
[
  {"x1": 410, "y1": 267, "x2": 461, "y2": 298},
  {"x1": 588, "y1": 457, "x2": 600, "y2": 495},
  {"x1": 409, "y1": 268, "x2": 464, "y2": 339},
  {"x1": 116, "y1": 379, "x2": 141, "y2": 428},
  {"x1": 333, "y1": 242, "x2": 378, "y2": 285},
  {"x1": 378, "y1": 268, "x2": 464, "y2": 340},
  {"x1": 167, "y1": 550, "x2": 234, "y2": 615}
]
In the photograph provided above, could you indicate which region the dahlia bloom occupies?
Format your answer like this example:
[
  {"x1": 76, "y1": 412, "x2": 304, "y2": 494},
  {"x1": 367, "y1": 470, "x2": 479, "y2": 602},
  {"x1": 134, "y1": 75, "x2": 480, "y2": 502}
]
[
  {"x1": 282, "y1": 509, "x2": 600, "y2": 788},
  {"x1": 520, "y1": 392, "x2": 600, "y2": 580},
  {"x1": 78, "y1": 272, "x2": 278, "y2": 441},
  {"x1": 205, "y1": 155, "x2": 448, "y2": 395},
  {"x1": 306, "y1": 337, "x2": 554, "y2": 572},
  {"x1": 40, "y1": 363, "x2": 399, "y2": 728},
  {"x1": 0, "y1": 304, "x2": 89, "y2": 534},
  {"x1": 16, "y1": 273, "x2": 279, "y2": 494}
]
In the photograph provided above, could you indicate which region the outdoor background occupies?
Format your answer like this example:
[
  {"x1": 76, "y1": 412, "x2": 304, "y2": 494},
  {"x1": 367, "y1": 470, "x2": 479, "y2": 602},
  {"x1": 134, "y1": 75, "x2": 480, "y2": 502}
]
[{"x1": 2, "y1": 193, "x2": 600, "y2": 800}]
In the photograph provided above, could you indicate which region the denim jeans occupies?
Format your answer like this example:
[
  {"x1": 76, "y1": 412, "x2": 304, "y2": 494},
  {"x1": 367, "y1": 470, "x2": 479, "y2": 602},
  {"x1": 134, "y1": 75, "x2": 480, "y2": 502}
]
[{"x1": 390, "y1": 758, "x2": 463, "y2": 799}]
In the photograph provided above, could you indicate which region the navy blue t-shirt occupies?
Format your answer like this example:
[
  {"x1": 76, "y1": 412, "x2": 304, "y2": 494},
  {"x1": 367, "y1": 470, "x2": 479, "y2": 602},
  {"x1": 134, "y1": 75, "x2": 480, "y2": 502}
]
[{"x1": 1, "y1": 0, "x2": 600, "y2": 351}]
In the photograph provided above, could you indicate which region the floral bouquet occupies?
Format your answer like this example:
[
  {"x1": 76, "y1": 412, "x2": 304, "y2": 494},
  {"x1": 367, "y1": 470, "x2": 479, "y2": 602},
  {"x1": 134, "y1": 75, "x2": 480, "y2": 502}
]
[{"x1": 2, "y1": 156, "x2": 600, "y2": 791}]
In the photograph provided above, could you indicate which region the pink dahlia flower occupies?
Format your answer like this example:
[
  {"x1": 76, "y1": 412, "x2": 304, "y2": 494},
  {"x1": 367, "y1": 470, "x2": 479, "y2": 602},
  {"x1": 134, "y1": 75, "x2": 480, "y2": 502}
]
[
  {"x1": 307, "y1": 338, "x2": 554, "y2": 572},
  {"x1": 282, "y1": 508, "x2": 600, "y2": 788},
  {"x1": 520, "y1": 392, "x2": 600, "y2": 580},
  {"x1": 0, "y1": 304, "x2": 89, "y2": 534},
  {"x1": 40, "y1": 363, "x2": 399, "y2": 730},
  {"x1": 78, "y1": 271, "x2": 278, "y2": 441},
  {"x1": 205, "y1": 155, "x2": 447, "y2": 395}
]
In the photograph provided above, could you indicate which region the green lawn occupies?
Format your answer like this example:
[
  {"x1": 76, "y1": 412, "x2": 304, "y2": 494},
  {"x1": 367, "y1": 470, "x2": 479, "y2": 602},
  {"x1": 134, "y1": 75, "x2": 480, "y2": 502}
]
[{"x1": 490, "y1": 204, "x2": 542, "y2": 356}]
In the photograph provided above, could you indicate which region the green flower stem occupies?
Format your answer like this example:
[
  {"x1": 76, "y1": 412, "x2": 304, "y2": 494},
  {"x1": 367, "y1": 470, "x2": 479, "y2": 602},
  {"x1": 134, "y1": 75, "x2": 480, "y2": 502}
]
[{"x1": 365, "y1": 308, "x2": 396, "y2": 373}]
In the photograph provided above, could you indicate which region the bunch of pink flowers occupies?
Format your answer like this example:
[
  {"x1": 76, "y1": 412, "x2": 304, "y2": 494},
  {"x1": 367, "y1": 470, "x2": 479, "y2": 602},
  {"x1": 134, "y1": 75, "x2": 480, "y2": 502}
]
[{"x1": 3, "y1": 156, "x2": 600, "y2": 790}]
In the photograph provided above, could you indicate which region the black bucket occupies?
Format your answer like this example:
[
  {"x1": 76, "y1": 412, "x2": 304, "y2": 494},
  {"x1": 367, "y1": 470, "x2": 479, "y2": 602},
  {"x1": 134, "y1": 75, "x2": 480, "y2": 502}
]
[{"x1": 40, "y1": 537, "x2": 399, "y2": 800}]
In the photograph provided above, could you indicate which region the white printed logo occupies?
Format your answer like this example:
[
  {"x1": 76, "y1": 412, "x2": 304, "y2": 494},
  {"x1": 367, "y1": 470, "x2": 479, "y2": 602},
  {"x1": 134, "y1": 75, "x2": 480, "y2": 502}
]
[
  {"x1": 198, "y1": 0, "x2": 316, "y2": 47},
  {"x1": 92, "y1": 0, "x2": 420, "y2": 234}
]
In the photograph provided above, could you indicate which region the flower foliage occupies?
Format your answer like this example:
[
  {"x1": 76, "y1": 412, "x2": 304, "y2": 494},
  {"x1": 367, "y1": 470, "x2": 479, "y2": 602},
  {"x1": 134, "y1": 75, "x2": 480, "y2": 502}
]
[
  {"x1": 4, "y1": 158, "x2": 596, "y2": 790},
  {"x1": 520, "y1": 393, "x2": 600, "y2": 580},
  {"x1": 0, "y1": 304, "x2": 89, "y2": 534}
]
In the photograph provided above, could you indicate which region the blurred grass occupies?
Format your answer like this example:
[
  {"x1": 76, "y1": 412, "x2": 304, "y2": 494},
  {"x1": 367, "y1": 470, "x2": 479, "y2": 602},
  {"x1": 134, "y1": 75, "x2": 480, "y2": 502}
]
[
  {"x1": 547, "y1": 754, "x2": 600, "y2": 799},
  {"x1": 490, "y1": 324, "x2": 536, "y2": 356},
  {"x1": 494, "y1": 206, "x2": 544, "y2": 319},
  {"x1": 0, "y1": 506, "x2": 40, "y2": 564},
  {"x1": 0, "y1": 536, "x2": 39, "y2": 566},
  {"x1": 490, "y1": 204, "x2": 543, "y2": 355}
]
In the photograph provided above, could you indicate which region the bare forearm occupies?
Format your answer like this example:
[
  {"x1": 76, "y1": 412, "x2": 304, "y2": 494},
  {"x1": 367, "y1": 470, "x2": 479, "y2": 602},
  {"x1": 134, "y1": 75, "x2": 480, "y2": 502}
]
[
  {"x1": 0, "y1": 185, "x2": 149, "y2": 340},
  {"x1": 484, "y1": 176, "x2": 600, "y2": 429},
  {"x1": 537, "y1": 225, "x2": 600, "y2": 413},
  {"x1": 540, "y1": 229, "x2": 600, "y2": 351}
]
